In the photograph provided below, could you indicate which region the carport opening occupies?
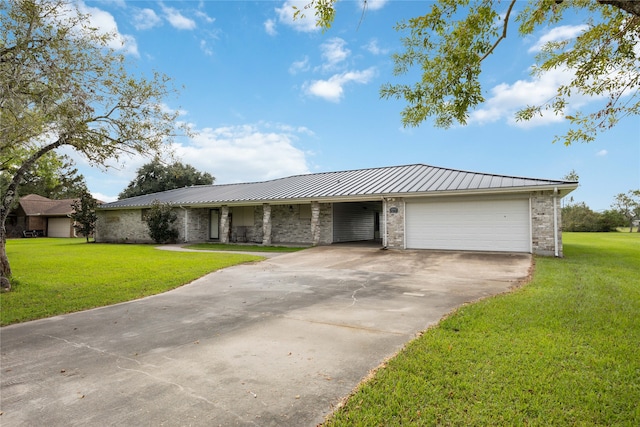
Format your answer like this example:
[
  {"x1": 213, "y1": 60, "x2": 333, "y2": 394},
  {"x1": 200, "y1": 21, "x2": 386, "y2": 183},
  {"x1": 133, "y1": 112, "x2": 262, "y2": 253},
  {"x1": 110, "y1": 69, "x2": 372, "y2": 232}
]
[{"x1": 332, "y1": 201, "x2": 383, "y2": 246}]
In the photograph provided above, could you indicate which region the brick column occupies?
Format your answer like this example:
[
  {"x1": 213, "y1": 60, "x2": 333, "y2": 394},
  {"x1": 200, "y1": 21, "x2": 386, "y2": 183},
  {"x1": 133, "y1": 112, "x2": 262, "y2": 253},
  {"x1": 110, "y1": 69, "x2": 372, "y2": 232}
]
[
  {"x1": 262, "y1": 203, "x2": 272, "y2": 245},
  {"x1": 220, "y1": 205, "x2": 229, "y2": 243},
  {"x1": 310, "y1": 201, "x2": 320, "y2": 246}
]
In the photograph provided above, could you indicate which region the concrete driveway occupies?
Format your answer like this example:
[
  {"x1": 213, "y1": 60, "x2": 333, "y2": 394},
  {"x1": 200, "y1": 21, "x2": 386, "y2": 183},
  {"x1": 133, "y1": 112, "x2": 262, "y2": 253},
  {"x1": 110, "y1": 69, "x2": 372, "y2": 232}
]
[{"x1": 0, "y1": 246, "x2": 531, "y2": 426}]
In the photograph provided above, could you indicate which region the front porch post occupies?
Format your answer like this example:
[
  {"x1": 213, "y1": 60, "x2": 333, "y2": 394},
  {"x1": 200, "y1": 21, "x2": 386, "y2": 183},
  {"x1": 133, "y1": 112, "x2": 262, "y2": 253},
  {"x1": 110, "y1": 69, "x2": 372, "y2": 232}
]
[
  {"x1": 310, "y1": 201, "x2": 320, "y2": 246},
  {"x1": 220, "y1": 205, "x2": 230, "y2": 243},
  {"x1": 262, "y1": 203, "x2": 272, "y2": 245}
]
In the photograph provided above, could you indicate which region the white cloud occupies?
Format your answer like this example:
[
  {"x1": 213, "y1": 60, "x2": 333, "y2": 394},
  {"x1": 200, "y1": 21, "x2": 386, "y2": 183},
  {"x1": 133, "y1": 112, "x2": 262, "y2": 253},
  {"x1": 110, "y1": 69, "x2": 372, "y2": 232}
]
[
  {"x1": 364, "y1": 38, "x2": 388, "y2": 55},
  {"x1": 264, "y1": 18, "x2": 277, "y2": 36},
  {"x1": 528, "y1": 25, "x2": 589, "y2": 53},
  {"x1": 92, "y1": 192, "x2": 118, "y2": 203},
  {"x1": 200, "y1": 39, "x2": 213, "y2": 56},
  {"x1": 161, "y1": 4, "x2": 197, "y2": 30},
  {"x1": 65, "y1": 122, "x2": 313, "y2": 200},
  {"x1": 596, "y1": 149, "x2": 608, "y2": 156},
  {"x1": 133, "y1": 8, "x2": 162, "y2": 31},
  {"x1": 275, "y1": 0, "x2": 319, "y2": 33},
  {"x1": 173, "y1": 123, "x2": 312, "y2": 183},
  {"x1": 289, "y1": 56, "x2": 310, "y2": 75},
  {"x1": 470, "y1": 67, "x2": 576, "y2": 128},
  {"x1": 78, "y1": 1, "x2": 138, "y2": 56},
  {"x1": 304, "y1": 68, "x2": 376, "y2": 102},
  {"x1": 320, "y1": 38, "x2": 350, "y2": 71},
  {"x1": 194, "y1": 10, "x2": 215, "y2": 24}
]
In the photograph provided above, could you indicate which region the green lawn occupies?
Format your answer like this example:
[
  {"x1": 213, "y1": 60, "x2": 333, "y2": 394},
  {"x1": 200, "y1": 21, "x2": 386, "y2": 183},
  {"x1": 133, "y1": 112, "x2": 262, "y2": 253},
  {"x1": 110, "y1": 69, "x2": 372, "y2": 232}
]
[
  {"x1": 0, "y1": 238, "x2": 263, "y2": 325},
  {"x1": 324, "y1": 232, "x2": 640, "y2": 426}
]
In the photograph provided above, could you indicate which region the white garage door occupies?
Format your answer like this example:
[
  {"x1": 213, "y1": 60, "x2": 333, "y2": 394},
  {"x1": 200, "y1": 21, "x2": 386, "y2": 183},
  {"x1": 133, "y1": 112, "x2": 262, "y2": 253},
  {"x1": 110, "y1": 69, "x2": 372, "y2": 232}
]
[
  {"x1": 406, "y1": 198, "x2": 530, "y2": 252},
  {"x1": 48, "y1": 218, "x2": 73, "y2": 238}
]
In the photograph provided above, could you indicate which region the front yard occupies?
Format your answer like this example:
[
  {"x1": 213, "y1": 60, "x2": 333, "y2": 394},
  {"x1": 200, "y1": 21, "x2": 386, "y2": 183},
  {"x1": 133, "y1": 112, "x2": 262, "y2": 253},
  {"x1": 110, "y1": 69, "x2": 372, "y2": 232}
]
[{"x1": 0, "y1": 238, "x2": 263, "y2": 325}]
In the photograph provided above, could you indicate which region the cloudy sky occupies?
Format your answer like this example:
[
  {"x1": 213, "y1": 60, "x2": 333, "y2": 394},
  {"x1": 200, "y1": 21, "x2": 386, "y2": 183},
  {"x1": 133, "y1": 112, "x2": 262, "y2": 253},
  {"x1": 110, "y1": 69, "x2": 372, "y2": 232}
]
[{"x1": 67, "y1": 1, "x2": 638, "y2": 210}]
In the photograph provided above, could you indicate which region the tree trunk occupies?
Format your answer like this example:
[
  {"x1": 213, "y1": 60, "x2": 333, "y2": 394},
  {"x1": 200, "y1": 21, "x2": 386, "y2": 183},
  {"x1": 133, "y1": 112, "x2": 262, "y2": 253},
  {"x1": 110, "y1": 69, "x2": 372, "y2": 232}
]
[
  {"x1": 0, "y1": 224, "x2": 12, "y2": 290},
  {"x1": 0, "y1": 137, "x2": 66, "y2": 288}
]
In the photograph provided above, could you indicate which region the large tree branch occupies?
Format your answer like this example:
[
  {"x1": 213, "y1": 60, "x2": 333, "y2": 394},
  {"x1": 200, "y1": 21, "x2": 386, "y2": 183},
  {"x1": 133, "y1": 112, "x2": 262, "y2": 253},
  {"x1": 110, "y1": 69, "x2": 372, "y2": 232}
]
[
  {"x1": 598, "y1": 0, "x2": 640, "y2": 17},
  {"x1": 478, "y1": 0, "x2": 517, "y2": 63}
]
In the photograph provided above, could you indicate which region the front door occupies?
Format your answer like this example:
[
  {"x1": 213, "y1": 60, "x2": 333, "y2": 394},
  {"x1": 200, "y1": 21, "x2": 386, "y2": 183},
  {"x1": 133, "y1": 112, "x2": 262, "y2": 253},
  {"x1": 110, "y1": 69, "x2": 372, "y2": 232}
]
[{"x1": 210, "y1": 209, "x2": 219, "y2": 239}]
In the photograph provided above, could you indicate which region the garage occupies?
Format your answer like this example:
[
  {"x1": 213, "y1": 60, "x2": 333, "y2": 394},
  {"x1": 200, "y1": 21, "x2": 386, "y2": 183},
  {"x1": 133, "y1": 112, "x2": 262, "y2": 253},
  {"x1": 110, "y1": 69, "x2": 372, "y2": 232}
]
[
  {"x1": 333, "y1": 202, "x2": 382, "y2": 243},
  {"x1": 405, "y1": 197, "x2": 531, "y2": 252},
  {"x1": 48, "y1": 217, "x2": 74, "y2": 238}
]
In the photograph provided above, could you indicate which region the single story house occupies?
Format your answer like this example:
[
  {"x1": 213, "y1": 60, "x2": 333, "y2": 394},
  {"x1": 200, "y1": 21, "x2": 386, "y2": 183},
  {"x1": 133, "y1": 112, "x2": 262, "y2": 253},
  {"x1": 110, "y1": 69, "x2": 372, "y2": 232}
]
[
  {"x1": 6, "y1": 194, "x2": 78, "y2": 238},
  {"x1": 96, "y1": 164, "x2": 578, "y2": 256}
]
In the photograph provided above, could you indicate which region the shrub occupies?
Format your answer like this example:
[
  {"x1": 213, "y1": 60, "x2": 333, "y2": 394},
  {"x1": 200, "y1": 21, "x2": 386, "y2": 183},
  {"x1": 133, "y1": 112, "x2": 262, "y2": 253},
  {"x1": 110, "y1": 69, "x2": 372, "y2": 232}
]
[{"x1": 145, "y1": 200, "x2": 179, "y2": 243}]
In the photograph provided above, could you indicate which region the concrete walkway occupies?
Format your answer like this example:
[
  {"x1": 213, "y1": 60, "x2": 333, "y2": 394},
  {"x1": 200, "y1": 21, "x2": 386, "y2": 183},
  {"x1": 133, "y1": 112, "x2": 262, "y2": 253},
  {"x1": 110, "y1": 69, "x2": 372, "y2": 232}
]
[{"x1": 0, "y1": 246, "x2": 531, "y2": 426}]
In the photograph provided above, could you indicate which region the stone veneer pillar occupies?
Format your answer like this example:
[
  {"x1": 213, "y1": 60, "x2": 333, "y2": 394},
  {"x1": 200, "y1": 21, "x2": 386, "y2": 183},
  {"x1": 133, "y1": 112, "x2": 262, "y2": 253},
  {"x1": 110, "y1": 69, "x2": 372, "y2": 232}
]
[
  {"x1": 220, "y1": 206, "x2": 229, "y2": 243},
  {"x1": 262, "y1": 203, "x2": 272, "y2": 245},
  {"x1": 310, "y1": 201, "x2": 320, "y2": 246},
  {"x1": 385, "y1": 197, "x2": 405, "y2": 249}
]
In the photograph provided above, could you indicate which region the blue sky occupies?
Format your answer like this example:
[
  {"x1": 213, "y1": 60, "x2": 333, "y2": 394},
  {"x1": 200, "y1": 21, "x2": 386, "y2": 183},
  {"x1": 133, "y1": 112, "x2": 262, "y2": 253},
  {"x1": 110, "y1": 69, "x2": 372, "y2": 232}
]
[{"x1": 69, "y1": 0, "x2": 639, "y2": 210}]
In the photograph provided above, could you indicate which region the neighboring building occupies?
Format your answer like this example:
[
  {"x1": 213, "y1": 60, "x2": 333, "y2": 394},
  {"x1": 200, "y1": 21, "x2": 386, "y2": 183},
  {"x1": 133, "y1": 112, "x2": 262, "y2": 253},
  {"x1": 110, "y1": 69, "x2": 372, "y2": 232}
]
[
  {"x1": 96, "y1": 164, "x2": 578, "y2": 256},
  {"x1": 6, "y1": 194, "x2": 78, "y2": 238}
]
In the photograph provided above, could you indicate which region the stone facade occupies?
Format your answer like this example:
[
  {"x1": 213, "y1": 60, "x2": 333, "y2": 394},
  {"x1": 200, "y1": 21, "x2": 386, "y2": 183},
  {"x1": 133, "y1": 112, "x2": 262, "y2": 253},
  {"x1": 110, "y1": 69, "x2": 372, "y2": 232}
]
[
  {"x1": 384, "y1": 198, "x2": 405, "y2": 249},
  {"x1": 96, "y1": 209, "x2": 155, "y2": 243},
  {"x1": 96, "y1": 194, "x2": 563, "y2": 256},
  {"x1": 531, "y1": 192, "x2": 563, "y2": 257}
]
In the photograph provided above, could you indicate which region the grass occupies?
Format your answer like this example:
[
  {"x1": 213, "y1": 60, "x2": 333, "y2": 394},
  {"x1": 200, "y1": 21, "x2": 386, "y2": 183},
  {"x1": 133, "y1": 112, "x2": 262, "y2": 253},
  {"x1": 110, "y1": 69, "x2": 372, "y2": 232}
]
[
  {"x1": 184, "y1": 242, "x2": 308, "y2": 252},
  {"x1": 324, "y1": 232, "x2": 640, "y2": 426},
  {"x1": 0, "y1": 238, "x2": 263, "y2": 326}
]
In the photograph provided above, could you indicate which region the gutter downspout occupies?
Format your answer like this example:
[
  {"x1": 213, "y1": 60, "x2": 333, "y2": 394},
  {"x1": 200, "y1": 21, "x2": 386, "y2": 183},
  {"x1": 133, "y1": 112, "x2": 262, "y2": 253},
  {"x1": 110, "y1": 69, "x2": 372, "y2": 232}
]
[
  {"x1": 179, "y1": 206, "x2": 188, "y2": 243},
  {"x1": 553, "y1": 188, "x2": 559, "y2": 257}
]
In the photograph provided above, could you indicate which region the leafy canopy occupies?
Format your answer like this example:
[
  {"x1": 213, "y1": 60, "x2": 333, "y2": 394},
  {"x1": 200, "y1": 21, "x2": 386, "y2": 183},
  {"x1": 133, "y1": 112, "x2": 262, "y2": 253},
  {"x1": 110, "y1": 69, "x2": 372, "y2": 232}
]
[
  {"x1": 119, "y1": 160, "x2": 214, "y2": 200},
  {"x1": 302, "y1": 0, "x2": 640, "y2": 145},
  {"x1": 70, "y1": 188, "x2": 98, "y2": 242},
  {"x1": 1, "y1": 0, "x2": 185, "y2": 280}
]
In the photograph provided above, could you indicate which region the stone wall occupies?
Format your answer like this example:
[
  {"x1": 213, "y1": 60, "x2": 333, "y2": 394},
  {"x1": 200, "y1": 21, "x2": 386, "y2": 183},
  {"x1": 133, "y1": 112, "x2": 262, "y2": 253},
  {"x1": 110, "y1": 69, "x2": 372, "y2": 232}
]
[
  {"x1": 384, "y1": 197, "x2": 405, "y2": 249},
  {"x1": 267, "y1": 203, "x2": 332, "y2": 245},
  {"x1": 181, "y1": 208, "x2": 210, "y2": 242},
  {"x1": 531, "y1": 192, "x2": 563, "y2": 256},
  {"x1": 96, "y1": 209, "x2": 153, "y2": 243}
]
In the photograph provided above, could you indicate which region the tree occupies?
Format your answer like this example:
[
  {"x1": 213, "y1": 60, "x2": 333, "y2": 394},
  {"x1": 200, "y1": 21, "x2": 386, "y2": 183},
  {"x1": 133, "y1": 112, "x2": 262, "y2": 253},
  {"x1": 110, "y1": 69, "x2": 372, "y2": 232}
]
[
  {"x1": 611, "y1": 190, "x2": 640, "y2": 232},
  {"x1": 0, "y1": 151, "x2": 87, "y2": 199},
  {"x1": 145, "y1": 200, "x2": 179, "y2": 244},
  {"x1": 119, "y1": 160, "x2": 214, "y2": 199},
  {"x1": 562, "y1": 202, "x2": 624, "y2": 232},
  {"x1": 70, "y1": 188, "x2": 97, "y2": 242},
  {"x1": 302, "y1": 1, "x2": 640, "y2": 145},
  {"x1": 1, "y1": 0, "x2": 185, "y2": 284},
  {"x1": 562, "y1": 169, "x2": 579, "y2": 206}
]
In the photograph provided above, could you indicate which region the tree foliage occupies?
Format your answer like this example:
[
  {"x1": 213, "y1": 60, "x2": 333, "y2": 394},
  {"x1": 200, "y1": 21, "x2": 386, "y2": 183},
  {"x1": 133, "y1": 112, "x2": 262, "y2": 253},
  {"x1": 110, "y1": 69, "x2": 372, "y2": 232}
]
[
  {"x1": 0, "y1": 0, "x2": 185, "y2": 282},
  {"x1": 303, "y1": 0, "x2": 640, "y2": 145},
  {"x1": 70, "y1": 188, "x2": 97, "y2": 242},
  {"x1": 145, "y1": 200, "x2": 179, "y2": 244},
  {"x1": 562, "y1": 202, "x2": 624, "y2": 232},
  {"x1": 611, "y1": 189, "x2": 640, "y2": 232},
  {"x1": 1, "y1": 151, "x2": 86, "y2": 199},
  {"x1": 119, "y1": 160, "x2": 214, "y2": 199}
]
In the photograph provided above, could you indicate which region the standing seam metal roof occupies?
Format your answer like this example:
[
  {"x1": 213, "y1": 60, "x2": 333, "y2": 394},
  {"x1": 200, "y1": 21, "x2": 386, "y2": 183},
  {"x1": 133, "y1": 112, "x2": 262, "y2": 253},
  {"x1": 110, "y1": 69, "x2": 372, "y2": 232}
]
[{"x1": 99, "y1": 164, "x2": 578, "y2": 209}]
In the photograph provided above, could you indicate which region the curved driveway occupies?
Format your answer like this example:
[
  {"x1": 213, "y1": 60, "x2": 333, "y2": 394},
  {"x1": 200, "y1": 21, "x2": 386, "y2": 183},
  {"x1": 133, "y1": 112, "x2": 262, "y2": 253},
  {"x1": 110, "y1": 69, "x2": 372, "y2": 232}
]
[{"x1": 0, "y1": 246, "x2": 531, "y2": 426}]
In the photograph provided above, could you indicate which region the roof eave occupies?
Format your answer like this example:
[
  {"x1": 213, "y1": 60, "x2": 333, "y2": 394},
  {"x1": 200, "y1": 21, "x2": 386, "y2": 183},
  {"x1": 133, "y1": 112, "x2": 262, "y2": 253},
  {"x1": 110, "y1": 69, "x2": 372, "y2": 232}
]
[{"x1": 97, "y1": 183, "x2": 578, "y2": 210}]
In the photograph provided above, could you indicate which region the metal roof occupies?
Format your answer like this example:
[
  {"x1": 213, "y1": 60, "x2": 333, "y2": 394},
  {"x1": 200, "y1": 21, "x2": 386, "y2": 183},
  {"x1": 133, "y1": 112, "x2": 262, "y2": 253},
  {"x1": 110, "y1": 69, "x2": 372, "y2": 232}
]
[{"x1": 100, "y1": 164, "x2": 578, "y2": 209}]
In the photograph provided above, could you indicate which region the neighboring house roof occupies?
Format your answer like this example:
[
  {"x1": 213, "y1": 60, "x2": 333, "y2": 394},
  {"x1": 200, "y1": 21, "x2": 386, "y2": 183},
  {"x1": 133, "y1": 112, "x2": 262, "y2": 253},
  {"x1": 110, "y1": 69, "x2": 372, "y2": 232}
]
[
  {"x1": 101, "y1": 164, "x2": 578, "y2": 210},
  {"x1": 17, "y1": 194, "x2": 77, "y2": 217}
]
